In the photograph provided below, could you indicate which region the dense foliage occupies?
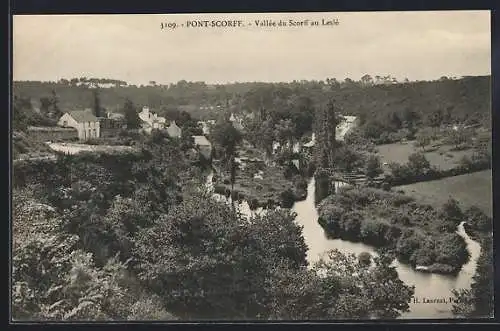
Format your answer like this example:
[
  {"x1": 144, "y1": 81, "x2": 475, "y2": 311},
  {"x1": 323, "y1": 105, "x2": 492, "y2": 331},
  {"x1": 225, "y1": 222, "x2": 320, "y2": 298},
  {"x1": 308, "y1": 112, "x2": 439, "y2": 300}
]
[
  {"x1": 451, "y1": 205, "x2": 493, "y2": 318},
  {"x1": 14, "y1": 76, "x2": 490, "y2": 138},
  {"x1": 317, "y1": 187, "x2": 470, "y2": 274},
  {"x1": 12, "y1": 75, "x2": 490, "y2": 320},
  {"x1": 13, "y1": 127, "x2": 417, "y2": 320},
  {"x1": 12, "y1": 188, "x2": 174, "y2": 321}
]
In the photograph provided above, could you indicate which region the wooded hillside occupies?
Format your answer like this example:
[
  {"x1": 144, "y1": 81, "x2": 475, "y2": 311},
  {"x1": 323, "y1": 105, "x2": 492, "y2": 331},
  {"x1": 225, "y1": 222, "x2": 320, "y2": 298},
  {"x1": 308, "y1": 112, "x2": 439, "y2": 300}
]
[{"x1": 13, "y1": 76, "x2": 490, "y2": 126}]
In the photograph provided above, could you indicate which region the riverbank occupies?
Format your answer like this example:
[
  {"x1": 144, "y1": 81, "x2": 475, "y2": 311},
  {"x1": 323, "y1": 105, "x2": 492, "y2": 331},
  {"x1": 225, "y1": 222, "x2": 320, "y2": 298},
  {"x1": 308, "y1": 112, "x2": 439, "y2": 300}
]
[
  {"x1": 317, "y1": 185, "x2": 470, "y2": 275},
  {"x1": 206, "y1": 172, "x2": 483, "y2": 318}
]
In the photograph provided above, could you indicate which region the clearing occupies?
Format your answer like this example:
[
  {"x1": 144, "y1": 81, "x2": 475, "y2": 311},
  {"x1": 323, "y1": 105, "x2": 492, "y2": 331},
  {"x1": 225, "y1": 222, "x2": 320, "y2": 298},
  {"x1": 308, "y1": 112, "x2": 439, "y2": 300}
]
[
  {"x1": 396, "y1": 170, "x2": 492, "y2": 217},
  {"x1": 376, "y1": 141, "x2": 475, "y2": 172}
]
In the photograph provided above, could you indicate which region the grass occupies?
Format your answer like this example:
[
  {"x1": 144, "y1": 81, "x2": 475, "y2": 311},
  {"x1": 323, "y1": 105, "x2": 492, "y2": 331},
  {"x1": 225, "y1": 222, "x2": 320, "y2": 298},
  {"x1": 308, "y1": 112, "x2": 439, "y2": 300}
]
[
  {"x1": 376, "y1": 140, "x2": 475, "y2": 172},
  {"x1": 396, "y1": 170, "x2": 492, "y2": 217}
]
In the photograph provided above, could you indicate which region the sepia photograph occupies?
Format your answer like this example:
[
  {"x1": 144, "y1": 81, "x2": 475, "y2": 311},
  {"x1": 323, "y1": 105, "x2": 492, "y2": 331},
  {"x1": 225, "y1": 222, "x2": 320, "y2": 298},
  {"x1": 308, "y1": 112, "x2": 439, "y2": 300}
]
[{"x1": 11, "y1": 10, "x2": 493, "y2": 321}]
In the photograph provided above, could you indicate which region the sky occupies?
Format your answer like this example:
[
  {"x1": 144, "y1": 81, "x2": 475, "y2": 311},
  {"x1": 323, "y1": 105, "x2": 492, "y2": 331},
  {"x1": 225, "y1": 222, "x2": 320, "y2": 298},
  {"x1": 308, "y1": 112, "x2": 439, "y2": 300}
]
[{"x1": 12, "y1": 11, "x2": 491, "y2": 85}]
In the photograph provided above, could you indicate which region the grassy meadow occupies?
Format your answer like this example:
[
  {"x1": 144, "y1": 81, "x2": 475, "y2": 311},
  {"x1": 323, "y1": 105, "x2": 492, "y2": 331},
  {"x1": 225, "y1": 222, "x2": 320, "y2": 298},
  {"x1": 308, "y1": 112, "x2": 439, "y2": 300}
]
[
  {"x1": 376, "y1": 140, "x2": 475, "y2": 172},
  {"x1": 396, "y1": 170, "x2": 492, "y2": 217}
]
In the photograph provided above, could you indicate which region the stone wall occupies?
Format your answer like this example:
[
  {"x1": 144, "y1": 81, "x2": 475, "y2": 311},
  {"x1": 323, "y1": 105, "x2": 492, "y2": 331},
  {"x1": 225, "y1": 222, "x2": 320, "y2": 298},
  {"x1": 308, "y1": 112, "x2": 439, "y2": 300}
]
[{"x1": 28, "y1": 126, "x2": 78, "y2": 142}]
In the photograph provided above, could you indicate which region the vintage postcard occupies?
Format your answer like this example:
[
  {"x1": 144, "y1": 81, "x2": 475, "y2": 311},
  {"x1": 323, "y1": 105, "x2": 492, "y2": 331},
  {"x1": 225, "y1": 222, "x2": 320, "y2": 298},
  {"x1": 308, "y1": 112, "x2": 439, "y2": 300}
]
[{"x1": 11, "y1": 11, "x2": 492, "y2": 321}]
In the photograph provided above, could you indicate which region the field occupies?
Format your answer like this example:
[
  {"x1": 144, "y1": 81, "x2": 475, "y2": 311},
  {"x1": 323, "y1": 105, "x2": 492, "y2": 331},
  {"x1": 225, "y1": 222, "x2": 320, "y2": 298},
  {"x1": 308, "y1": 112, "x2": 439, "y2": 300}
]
[
  {"x1": 396, "y1": 170, "x2": 492, "y2": 217},
  {"x1": 376, "y1": 140, "x2": 475, "y2": 172}
]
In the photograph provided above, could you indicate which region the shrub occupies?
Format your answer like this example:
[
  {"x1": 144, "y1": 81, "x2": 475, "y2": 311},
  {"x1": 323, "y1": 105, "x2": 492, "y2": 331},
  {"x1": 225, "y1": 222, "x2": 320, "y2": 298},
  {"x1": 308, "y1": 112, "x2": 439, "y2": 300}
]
[
  {"x1": 395, "y1": 230, "x2": 424, "y2": 264},
  {"x1": 464, "y1": 206, "x2": 492, "y2": 233},
  {"x1": 359, "y1": 220, "x2": 390, "y2": 247},
  {"x1": 434, "y1": 233, "x2": 469, "y2": 267},
  {"x1": 280, "y1": 189, "x2": 296, "y2": 208},
  {"x1": 248, "y1": 198, "x2": 259, "y2": 211},
  {"x1": 339, "y1": 212, "x2": 362, "y2": 241},
  {"x1": 441, "y1": 198, "x2": 464, "y2": 224},
  {"x1": 358, "y1": 252, "x2": 372, "y2": 267}
]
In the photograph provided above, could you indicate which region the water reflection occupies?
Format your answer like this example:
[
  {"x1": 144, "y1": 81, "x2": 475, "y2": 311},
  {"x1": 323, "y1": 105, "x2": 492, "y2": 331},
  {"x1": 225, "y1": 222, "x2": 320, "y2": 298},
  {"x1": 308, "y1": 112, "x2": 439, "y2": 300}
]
[{"x1": 205, "y1": 172, "x2": 481, "y2": 319}]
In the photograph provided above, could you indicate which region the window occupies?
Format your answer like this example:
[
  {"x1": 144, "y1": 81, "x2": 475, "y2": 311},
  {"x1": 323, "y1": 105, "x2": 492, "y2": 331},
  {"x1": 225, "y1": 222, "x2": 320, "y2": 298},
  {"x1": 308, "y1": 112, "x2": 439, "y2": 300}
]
[
  {"x1": 88, "y1": 129, "x2": 91, "y2": 138},
  {"x1": 93, "y1": 129, "x2": 96, "y2": 137},
  {"x1": 63, "y1": 120, "x2": 68, "y2": 127}
]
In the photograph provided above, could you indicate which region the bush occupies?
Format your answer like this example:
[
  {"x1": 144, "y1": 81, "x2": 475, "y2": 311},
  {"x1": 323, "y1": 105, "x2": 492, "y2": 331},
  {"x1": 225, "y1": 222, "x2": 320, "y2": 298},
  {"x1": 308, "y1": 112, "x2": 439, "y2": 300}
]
[
  {"x1": 434, "y1": 233, "x2": 469, "y2": 267},
  {"x1": 339, "y1": 212, "x2": 362, "y2": 241},
  {"x1": 293, "y1": 176, "x2": 308, "y2": 191},
  {"x1": 395, "y1": 230, "x2": 424, "y2": 264},
  {"x1": 441, "y1": 198, "x2": 464, "y2": 224},
  {"x1": 248, "y1": 198, "x2": 259, "y2": 211},
  {"x1": 359, "y1": 220, "x2": 390, "y2": 247},
  {"x1": 280, "y1": 189, "x2": 296, "y2": 208},
  {"x1": 464, "y1": 206, "x2": 492, "y2": 233},
  {"x1": 410, "y1": 248, "x2": 436, "y2": 266},
  {"x1": 358, "y1": 252, "x2": 372, "y2": 267}
]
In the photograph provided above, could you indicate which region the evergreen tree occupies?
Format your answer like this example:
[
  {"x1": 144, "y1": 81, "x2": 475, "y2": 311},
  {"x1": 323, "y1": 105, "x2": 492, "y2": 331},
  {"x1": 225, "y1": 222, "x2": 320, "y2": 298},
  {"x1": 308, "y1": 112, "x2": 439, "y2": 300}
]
[
  {"x1": 93, "y1": 89, "x2": 102, "y2": 118},
  {"x1": 50, "y1": 89, "x2": 62, "y2": 118},
  {"x1": 314, "y1": 99, "x2": 341, "y2": 169},
  {"x1": 314, "y1": 99, "x2": 342, "y2": 196},
  {"x1": 123, "y1": 99, "x2": 140, "y2": 129}
]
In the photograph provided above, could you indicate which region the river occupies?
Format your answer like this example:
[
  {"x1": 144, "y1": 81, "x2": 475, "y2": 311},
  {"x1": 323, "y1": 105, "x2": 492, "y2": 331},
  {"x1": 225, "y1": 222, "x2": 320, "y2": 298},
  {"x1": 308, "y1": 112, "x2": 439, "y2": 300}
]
[
  {"x1": 203, "y1": 115, "x2": 481, "y2": 318},
  {"x1": 205, "y1": 173, "x2": 481, "y2": 319}
]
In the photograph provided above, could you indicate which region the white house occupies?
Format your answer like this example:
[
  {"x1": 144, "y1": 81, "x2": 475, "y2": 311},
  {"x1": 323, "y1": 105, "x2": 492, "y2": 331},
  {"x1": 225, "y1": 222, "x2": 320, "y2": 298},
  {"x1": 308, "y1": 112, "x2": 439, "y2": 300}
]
[
  {"x1": 58, "y1": 110, "x2": 100, "y2": 140},
  {"x1": 138, "y1": 106, "x2": 166, "y2": 134},
  {"x1": 166, "y1": 121, "x2": 182, "y2": 138},
  {"x1": 193, "y1": 135, "x2": 212, "y2": 159},
  {"x1": 229, "y1": 113, "x2": 244, "y2": 131}
]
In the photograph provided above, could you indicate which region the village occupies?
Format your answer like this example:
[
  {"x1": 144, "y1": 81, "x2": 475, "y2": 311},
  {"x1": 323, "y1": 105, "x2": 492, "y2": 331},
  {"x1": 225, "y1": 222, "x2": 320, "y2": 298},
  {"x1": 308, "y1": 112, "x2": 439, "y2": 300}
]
[
  {"x1": 12, "y1": 76, "x2": 493, "y2": 321},
  {"x1": 21, "y1": 105, "x2": 209, "y2": 157},
  {"x1": 11, "y1": 11, "x2": 493, "y2": 323}
]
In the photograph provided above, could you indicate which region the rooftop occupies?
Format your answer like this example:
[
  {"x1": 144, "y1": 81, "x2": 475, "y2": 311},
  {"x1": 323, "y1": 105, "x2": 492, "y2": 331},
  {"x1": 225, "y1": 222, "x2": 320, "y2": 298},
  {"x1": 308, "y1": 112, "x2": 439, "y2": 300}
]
[
  {"x1": 193, "y1": 135, "x2": 211, "y2": 146},
  {"x1": 68, "y1": 110, "x2": 99, "y2": 123}
]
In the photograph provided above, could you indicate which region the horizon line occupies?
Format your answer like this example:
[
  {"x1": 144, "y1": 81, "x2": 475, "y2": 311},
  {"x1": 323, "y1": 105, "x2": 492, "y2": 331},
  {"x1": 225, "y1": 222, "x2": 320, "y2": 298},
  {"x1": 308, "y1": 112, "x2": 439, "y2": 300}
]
[{"x1": 13, "y1": 74, "x2": 491, "y2": 86}]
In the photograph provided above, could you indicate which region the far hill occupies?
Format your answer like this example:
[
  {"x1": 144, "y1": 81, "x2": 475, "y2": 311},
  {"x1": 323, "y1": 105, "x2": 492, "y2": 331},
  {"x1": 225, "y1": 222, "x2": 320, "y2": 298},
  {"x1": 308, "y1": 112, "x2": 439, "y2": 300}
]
[{"x1": 13, "y1": 76, "x2": 490, "y2": 127}]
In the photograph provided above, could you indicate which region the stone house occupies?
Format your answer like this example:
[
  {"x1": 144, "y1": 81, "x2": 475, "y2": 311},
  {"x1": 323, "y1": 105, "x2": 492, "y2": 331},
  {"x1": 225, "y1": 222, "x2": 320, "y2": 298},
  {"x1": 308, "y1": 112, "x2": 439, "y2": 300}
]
[
  {"x1": 58, "y1": 110, "x2": 100, "y2": 140},
  {"x1": 139, "y1": 106, "x2": 166, "y2": 134}
]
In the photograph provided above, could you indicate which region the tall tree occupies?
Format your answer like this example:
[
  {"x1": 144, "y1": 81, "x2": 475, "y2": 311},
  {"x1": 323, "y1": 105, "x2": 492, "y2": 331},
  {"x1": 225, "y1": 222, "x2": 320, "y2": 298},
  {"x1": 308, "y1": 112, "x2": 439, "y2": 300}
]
[
  {"x1": 210, "y1": 120, "x2": 242, "y2": 208},
  {"x1": 39, "y1": 97, "x2": 52, "y2": 117},
  {"x1": 13, "y1": 95, "x2": 30, "y2": 131},
  {"x1": 415, "y1": 128, "x2": 432, "y2": 151},
  {"x1": 274, "y1": 119, "x2": 296, "y2": 153},
  {"x1": 123, "y1": 99, "x2": 141, "y2": 129},
  {"x1": 93, "y1": 89, "x2": 103, "y2": 118},
  {"x1": 360, "y1": 74, "x2": 373, "y2": 86},
  {"x1": 314, "y1": 99, "x2": 341, "y2": 169},
  {"x1": 365, "y1": 155, "x2": 383, "y2": 180},
  {"x1": 50, "y1": 89, "x2": 62, "y2": 118},
  {"x1": 92, "y1": 88, "x2": 104, "y2": 117}
]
